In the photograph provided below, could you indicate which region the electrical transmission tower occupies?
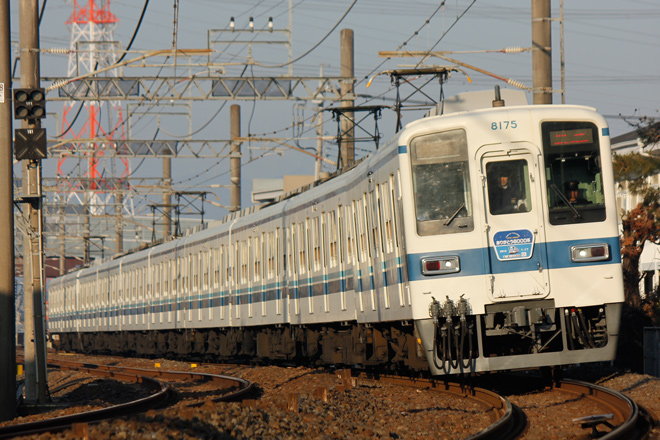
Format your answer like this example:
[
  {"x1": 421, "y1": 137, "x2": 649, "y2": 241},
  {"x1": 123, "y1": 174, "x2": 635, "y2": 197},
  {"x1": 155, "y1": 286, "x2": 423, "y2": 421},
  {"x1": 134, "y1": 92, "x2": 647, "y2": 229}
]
[{"x1": 56, "y1": 0, "x2": 132, "y2": 263}]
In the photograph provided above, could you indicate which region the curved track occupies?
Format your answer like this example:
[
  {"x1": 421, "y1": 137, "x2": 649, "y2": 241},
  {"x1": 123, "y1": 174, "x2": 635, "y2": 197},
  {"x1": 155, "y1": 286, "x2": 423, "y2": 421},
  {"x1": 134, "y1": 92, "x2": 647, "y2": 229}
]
[
  {"x1": 360, "y1": 373, "x2": 654, "y2": 440},
  {"x1": 2, "y1": 357, "x2": 253, "y2": 439},
  {"x1": 554, "y1": 379, "x2": 652, "y2": 440},
  {"x1": 358, "y1": 373, "x2": 526, "y2": 440}
]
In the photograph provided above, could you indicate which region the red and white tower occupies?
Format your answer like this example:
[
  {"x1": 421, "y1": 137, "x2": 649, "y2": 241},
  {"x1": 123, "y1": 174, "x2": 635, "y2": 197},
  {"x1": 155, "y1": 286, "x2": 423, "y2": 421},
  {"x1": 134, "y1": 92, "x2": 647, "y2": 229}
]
[{"x1": 58, "y1": 0, "x2": 132, "y2": 256}]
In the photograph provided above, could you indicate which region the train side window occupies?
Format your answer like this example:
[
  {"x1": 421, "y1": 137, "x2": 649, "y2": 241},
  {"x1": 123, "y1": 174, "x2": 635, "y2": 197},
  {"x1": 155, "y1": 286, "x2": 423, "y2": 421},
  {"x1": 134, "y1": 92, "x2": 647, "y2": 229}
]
[
  {"x1": 276, "y1": 228, "x2": 281, "y2": 278},
  {"x1": 410, "y1": 129, "x2": 474, "y2": 236},
  {"x1": 311, "y1": 216, "x2": 320, "y2": 271},
  {"x1": 203, "y1": 250, "x2": 209, "y2": 289},
  {"x1": 254, "y1": 235, "x2": 262, "y2": 282},
  {"x1": 542, "y1": 121, "x2": 606, "y2": 225},
  {"x1": 329, "y1": 210, "x2": 338, "y2": 267}
]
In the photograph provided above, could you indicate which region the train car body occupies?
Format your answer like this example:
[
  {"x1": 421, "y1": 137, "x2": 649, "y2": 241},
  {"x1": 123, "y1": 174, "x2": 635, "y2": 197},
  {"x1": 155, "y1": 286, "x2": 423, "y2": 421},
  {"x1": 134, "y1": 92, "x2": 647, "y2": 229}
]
[{"x1": 48, "y1": 90, "x2": 624, "y2": 375}]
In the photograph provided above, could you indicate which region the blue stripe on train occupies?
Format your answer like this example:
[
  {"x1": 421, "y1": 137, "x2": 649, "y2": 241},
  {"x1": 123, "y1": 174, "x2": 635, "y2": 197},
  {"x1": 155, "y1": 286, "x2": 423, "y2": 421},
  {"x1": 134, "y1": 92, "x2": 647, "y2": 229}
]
[{"x1": 407, "y1": 236, "x2": 621, "y2": 281}]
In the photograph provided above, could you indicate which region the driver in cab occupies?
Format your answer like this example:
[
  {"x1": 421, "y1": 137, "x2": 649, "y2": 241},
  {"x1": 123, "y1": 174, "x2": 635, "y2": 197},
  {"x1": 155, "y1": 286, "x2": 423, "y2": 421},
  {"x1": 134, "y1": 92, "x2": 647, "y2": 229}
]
[{"x1": 490, "y1": 171, "x2": 523, "y2": 214}]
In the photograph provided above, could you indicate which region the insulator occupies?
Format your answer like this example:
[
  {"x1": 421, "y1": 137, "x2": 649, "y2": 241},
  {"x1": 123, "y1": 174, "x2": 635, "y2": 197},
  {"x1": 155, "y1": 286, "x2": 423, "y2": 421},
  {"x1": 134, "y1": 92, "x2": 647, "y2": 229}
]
[
  {"x1": 42, "y1": 47, "x2": 70, "y2": 55},
  {"x1": 47, "y1": 79, "x2": 69, "y2": 92},
  {"x1": 442, "y1": 296, "x2": 455, "y2": 318},
  {"x1": 502, "y1": 46, "x2": 527, "y2": 54},
  {"x1": 457, "y1": 294, "x2": 469, "y2": 317},
  {"x1": 506, "y1": 78, "x2": 528, "y2": 90},
  {"x1": 429, "y1": 297, "x2": 441, "y2": 322}
]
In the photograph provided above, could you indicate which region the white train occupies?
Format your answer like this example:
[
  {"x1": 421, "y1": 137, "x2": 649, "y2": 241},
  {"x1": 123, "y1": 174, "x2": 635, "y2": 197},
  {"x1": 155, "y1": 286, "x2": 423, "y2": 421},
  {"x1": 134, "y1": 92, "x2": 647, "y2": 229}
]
[{"x1": 48, "y1": 89, "x2": 624, "y2": 375}]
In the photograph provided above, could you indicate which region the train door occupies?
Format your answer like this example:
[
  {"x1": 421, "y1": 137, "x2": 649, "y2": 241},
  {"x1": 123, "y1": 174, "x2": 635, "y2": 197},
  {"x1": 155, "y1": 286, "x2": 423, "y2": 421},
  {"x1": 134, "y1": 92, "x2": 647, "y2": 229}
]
[{"x1": 479, "y1": 143, "x2": 550, "y2": 300}]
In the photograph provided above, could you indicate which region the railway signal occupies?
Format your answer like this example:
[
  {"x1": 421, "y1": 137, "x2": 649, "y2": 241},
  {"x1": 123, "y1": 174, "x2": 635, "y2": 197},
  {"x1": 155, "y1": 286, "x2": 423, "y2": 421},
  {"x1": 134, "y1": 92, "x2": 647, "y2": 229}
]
[
  {"x1": 13, "y1": 88, "x2": 46, "y2": 120},
  {"x1": 14, "y1": 128, "x2": 47, "y2": 161},
  {"x1": 13, "y1": 88, "x2": 48, "y2": 160}
]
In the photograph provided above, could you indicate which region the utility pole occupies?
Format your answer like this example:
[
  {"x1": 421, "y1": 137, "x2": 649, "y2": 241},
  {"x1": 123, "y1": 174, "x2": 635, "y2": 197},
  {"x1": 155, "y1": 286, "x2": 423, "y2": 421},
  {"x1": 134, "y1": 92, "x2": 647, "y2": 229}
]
[
  {"x1": 314, "y1": 65, "x2": 325, "y2": 180},
  {"x1": 340, "y1": 29, "x2": 354, "y2": 168},
  {"x1": 315, "y1": 104, "x2": 324, "y2": 180},
  {"x1": 532, "y1": 0, "x2": 552, "y2": 104},
  {"x1": 0, "y1": 0, "x2": 16, "y2": 422},
  {"x1": 162, "y1": 158, "x2": 171, "y2": 238},
  {"x1": 116, "y1": 191, "x2": 124, "y2": 252},
  {"x1": 19, "y1": 0, "x2": 48, "y2": 404},
  {"x1": 230, "y1": 105, "x2": 241, "y2": 213}
]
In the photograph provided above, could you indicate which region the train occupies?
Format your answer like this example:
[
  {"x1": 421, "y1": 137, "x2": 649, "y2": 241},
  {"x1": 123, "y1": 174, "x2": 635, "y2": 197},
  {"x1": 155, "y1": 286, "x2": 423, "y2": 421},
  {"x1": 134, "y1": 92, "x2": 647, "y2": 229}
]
[{"x1": 47, "y1": 88, "x2": 624, "y2": 375}]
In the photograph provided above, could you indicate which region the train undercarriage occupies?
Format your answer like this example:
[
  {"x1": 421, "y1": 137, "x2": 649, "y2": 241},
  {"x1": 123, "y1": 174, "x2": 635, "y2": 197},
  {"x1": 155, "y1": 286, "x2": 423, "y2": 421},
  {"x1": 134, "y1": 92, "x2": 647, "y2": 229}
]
[
  {"x1": 421, "y1": 299, "x2": 621, "y2": 375},
  {"x1": 51, "y1": 321, "x2": 430, "y2": 372},
  {"x1": 51, "y1": 301, "x2": 620, "y2": 375}
]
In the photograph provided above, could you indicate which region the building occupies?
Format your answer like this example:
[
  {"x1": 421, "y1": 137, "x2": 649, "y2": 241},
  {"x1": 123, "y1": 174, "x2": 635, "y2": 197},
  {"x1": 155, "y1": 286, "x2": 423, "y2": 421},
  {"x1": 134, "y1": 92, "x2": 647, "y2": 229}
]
[{"x1": 251, "y1": 175, "x2": 317, "y2": 204}]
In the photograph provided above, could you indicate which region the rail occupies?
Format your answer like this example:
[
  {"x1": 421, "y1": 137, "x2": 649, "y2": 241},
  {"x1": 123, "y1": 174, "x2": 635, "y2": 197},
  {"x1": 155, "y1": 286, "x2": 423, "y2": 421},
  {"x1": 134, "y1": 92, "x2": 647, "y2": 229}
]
[
  {"x1": 3, "y1": 357, "x2": 253, "y2": 439},
  {"x1": 358, "y1": 373, "x2": 526, "y2": 440},
  {"x1": 555, "y1": 379, "x2": 652, "y2": 439}
]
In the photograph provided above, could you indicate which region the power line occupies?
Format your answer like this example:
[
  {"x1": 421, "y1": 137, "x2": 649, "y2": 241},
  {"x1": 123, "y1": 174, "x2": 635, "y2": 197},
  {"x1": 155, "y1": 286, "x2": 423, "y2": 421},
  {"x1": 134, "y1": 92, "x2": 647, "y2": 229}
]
[
  {"x1": 256, "y1": 0, "x2": 358, "y2": 69},
  {"x1": 116, "y1": 0, "x2": 150, "y2": 64}
]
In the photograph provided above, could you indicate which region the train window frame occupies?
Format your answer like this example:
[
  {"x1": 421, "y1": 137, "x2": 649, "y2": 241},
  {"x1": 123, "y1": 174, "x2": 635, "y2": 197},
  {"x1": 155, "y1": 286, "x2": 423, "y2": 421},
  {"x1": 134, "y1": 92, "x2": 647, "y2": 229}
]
[
  {"x1": 409, "y1": 129, "x2": 474, "y2": 236},
  {"x1": 541, "y1": 121, "x2": 606, "y2": 225}
]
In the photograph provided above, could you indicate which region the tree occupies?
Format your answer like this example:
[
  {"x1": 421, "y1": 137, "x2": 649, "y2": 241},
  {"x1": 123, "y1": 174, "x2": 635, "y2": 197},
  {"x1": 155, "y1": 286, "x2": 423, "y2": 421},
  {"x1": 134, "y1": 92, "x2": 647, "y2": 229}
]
[
  {"x1": 619, "y1": 197, "x2": 660, "y2": 307},
  {"x1": 613, "y1": 119, "x2": 660, "y2": 318}
]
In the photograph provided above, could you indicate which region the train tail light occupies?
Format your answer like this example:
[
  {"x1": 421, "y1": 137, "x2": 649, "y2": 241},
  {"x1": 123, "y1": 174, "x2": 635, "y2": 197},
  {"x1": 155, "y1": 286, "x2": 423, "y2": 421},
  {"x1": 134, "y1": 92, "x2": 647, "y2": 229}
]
[
  {"x1": 421, "y1": 256, "x2": 460, "y2": 275},
  {"x1": 570, "y1": 243, "x2": 610, "y2": 263}
]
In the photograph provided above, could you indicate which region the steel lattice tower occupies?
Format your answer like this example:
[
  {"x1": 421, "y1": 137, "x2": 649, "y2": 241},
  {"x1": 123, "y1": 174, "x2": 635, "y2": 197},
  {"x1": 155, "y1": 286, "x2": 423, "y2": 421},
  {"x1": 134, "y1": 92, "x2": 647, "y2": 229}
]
[{"x1": 58, "y1": 0, "x2": 132, "y2": 259}]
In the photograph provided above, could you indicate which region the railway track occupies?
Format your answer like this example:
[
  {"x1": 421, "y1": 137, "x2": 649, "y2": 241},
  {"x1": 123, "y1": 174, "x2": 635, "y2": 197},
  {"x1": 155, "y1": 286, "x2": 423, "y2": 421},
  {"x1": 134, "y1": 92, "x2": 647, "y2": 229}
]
[
  {"x1": 552, "y1": 379, "x2": 653, "y2": 439},
  {"x1": 359, "y1": 372, "x2": 654, "y2": 440},
  {"x1": 359, "y1": 372, "x2": 525, "y2": 440},
  {"x1": 6, "y1": 353, "x2": 655, "y2": 439},
  {"x1": 3, "y1": 357, "x2": 253, "y2": 439}
]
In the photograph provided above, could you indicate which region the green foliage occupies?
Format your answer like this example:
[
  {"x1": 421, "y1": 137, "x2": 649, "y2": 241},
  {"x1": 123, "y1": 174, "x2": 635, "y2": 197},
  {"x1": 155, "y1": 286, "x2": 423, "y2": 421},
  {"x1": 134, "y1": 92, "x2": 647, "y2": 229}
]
[{"x1": 613, "y1": 152, "x2": 660, "y2": 195}]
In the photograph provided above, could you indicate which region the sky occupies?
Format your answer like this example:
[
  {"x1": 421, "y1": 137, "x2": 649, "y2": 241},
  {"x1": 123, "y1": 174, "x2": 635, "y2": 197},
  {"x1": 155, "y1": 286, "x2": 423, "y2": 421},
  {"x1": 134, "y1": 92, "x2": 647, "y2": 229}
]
[{"x1": 8, "y1": 0, "x2": 660, "y2": 224}]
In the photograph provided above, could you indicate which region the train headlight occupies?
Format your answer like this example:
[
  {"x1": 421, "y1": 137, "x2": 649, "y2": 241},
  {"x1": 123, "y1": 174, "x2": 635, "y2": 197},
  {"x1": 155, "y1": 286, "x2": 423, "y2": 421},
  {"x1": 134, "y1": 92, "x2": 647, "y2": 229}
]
[
  {"x1": 570, "y1": 243, "x2": 610, "y2": 262},
  {"x1": 421, "y1": 256, "x2": 460, "y2": 275}
]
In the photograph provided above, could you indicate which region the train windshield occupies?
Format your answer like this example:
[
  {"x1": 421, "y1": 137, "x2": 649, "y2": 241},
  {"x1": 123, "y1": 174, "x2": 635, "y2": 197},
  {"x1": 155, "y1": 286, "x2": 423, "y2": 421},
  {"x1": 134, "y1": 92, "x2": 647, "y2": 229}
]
[
  {"x1": 410, "y1": 129, "x2": 474, "y2": 236},
  {"x1": 542, "y1": 121, "x2": 606, "y2": 225}
]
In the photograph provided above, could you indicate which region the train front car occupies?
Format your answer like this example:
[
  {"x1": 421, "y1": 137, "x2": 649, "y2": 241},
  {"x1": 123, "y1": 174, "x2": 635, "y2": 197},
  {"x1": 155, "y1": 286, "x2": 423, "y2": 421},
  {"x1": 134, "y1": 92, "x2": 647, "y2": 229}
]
[{"x1": 400, "y1": 99, "x2": 624, "y2": 375}]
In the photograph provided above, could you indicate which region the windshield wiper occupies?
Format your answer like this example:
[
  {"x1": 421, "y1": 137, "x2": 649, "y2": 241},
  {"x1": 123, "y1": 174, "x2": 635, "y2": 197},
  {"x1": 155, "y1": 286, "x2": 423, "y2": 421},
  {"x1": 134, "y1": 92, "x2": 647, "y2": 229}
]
[
  {"x1": 550, "y1": 184, "x2": 582, "y2": 220},
  {"x1": 444, "y1": 202, "x2": 466, "y2": 226}
]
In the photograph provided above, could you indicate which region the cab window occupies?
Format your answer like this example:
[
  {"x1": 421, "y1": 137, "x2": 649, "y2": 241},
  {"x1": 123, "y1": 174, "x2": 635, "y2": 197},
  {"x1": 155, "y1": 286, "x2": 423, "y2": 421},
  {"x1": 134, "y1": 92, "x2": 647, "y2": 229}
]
[
  {"x1": 542, "y1": 121, "x2": 605, "y2": 225},
  {"x1": 410, "y1": 129, "x2": 473, "y2": 236},
  {"x1": 486, "y1": 159, "x2": 532, "y2": 215}
]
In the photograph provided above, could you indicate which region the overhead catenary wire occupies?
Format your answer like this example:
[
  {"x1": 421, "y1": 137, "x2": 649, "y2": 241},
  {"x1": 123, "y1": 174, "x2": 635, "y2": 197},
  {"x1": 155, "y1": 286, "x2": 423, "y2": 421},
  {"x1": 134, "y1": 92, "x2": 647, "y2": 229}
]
[
  {"x1": 116, "y1": 0, "x2": 150, "y2": 64},
  {"x1": 255, "y1": 0, "x2": 358, "y2": 69},
  {"x1": 414, "y1": 0, "x2": 478, "y2": 69},
  {"x1": 158, "y1": 1, "x2": 477, "y2": 191}
]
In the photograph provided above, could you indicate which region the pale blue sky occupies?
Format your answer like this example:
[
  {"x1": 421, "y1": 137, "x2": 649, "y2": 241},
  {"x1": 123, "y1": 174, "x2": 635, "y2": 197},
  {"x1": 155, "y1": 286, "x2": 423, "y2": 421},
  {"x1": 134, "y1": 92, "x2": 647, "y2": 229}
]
[{"x1": 9, "y1": 0, "x2": 660, "y2": 216}]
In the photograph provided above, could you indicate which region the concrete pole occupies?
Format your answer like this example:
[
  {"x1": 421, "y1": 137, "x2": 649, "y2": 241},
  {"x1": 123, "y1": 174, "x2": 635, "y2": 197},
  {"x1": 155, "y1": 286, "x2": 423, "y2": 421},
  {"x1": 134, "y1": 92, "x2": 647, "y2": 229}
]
[
  {"x1": 532, "y1": 0, "x2": 552, "y2": 104},
  {"x1": 162, "y1": 157, "x2": 171, "y2": 238},
  {"x1": 230, "y1": 105, "x2": 241, "y2": 213},
  {"x1": 340, "y1": 29, "x2": 354, "y2": 168},
  {"x1": 315, "y1": 102, "x2": 323, "y2": 180},
  {"x1": 0, "y1": 0, "x2": 16, "y2": 422},
  {"x1": 19, "y1": 0, "x2": 48, "y2": 403}
]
